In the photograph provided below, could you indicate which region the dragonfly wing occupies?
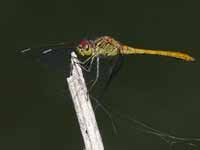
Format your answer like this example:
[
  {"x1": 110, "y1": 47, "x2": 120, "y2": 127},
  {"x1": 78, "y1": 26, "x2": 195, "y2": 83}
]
[
  {"x1": 19, "y1": 40, "x2": 78, "y2": 57},
  {"x1": 104, "y1": 54, "x2": 124, "y2": 92},
  {"x1": 20, "y1": 42, "x2": 70, "y2": 57},
  {"x1": 92, "y1": 54, "x2": 124, "y2": 100},
  {"x1": 19, "y1": 41, "x2": 78, "y2": 77}
]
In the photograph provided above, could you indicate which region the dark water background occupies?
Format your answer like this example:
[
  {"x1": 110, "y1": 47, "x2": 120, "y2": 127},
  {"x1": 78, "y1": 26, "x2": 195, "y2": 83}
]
[{"x1": 0, "y1": 0, "x2": 200, "y2": 149}]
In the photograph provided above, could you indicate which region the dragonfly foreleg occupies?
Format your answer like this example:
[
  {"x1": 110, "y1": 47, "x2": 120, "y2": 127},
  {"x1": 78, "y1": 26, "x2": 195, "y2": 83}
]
[
  {"x1": 74, "y1": 55, "x2": 93, "y2": 65},
  {"x1": 83, "y1": 57, "x2": 95, "y2": 72},
  {"x1": 72, "y1": 55, "x2": 95, "y2": 72}
]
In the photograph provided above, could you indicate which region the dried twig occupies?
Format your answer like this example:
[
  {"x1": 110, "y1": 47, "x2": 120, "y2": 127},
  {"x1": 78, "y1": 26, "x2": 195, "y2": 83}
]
[{"x1": 66, "y1": 52, "x2": 104, "y2": 150}]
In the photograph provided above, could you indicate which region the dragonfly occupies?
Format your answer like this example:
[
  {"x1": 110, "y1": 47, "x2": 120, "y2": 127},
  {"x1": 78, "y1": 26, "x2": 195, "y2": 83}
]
[
  {"x1": 21, "y1": 36, "x2": 200, "y2": 150},
  {"x1": 74, "y1": 36, "x2": 195, "y2": 90},
  {"x1": 21, "y1": 35, "x2": 195, "y2": 92}
]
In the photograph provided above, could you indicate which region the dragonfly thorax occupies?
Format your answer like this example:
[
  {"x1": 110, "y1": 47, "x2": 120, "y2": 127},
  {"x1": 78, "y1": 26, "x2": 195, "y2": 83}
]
[
  {"x1": 76, "y1": 36, "x2": 122, "y2": 58},
  {"x1": 94, "y1": 36, "x2": 122, "y2": 57}
]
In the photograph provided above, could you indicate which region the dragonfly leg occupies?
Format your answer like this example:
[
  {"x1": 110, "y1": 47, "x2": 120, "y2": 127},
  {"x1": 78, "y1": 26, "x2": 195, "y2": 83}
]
[
  {"x1": 82, "y1": 56, "x2": 93, "y2": 65},
  {"x1": 82, "y1": 57, "x2": 95, "y2": 72},
  {"x1": 76, "y1": 56, "x2": 96, "y2": 72},
  {"x1": 73, "y1": 55, "x2": 92, "y2": 65},
  {"x1": 89, "y1": 57, "x2": 99, "y2": 91},
  {"x1": 72, "y1": 55, "x2": 95, "y2": 72}
]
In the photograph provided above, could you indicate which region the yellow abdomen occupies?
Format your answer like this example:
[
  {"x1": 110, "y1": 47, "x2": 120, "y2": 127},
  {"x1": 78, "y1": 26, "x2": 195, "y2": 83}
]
[{"x1": 121, "y1": 45, "x2": 195, "y2": 61}]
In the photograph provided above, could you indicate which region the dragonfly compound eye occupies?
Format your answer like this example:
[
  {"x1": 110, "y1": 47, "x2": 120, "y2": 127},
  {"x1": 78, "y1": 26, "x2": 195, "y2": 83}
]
[
  {"x1": 79, "y1": 40, "x2": 89, "y2": 48},
  {"x1": 76, "y1": 39, "x2": 92, "y2": 56}
]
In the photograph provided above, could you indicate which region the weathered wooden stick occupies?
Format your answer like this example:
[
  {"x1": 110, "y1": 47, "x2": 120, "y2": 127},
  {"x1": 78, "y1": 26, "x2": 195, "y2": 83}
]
[{"x1": 66, "y1": 52, "x2": 104, "y2": 150}]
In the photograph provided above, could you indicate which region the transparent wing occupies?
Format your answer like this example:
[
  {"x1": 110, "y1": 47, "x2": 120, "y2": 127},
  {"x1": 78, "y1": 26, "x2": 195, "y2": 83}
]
[{"x1": 19, "y1": 41, "x2": 77, "y2": 76}]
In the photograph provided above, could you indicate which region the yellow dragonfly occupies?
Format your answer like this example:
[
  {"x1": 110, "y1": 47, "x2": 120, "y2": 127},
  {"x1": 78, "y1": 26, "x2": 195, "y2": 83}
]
[
  {"x1": 74, "y1": 36, "x2": 194, "y2": 89},
  {"x1": 21, "y1": 35, "x2": 195, "y2": 90}
]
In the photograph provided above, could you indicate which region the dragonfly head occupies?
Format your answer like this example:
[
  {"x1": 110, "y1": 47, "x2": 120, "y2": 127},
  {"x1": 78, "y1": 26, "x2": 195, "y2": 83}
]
[{"x1": 76, "y1": 39, "x2": 93, "y2": 56}]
